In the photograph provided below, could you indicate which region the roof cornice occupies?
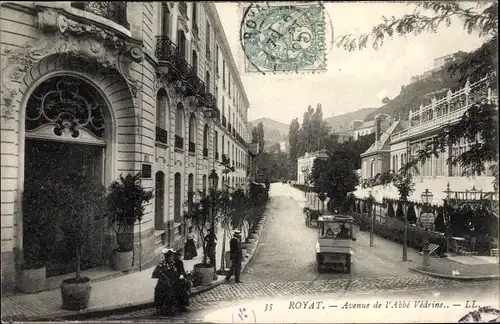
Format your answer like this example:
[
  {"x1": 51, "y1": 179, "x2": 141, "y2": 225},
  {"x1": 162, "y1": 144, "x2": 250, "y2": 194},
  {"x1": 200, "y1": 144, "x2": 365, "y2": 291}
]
[{"x1": 204, "y1": 3, "x2": 250, "y2": 109}]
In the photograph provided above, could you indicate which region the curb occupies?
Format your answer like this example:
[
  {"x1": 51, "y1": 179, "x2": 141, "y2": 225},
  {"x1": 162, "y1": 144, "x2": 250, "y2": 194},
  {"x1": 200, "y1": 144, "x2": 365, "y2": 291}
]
[
  {"x1": 409, "y1": 267, "x2": 500, "y2": 281},
  {"x1": 18, "y1": 203, "x2": 271, "y2": 322}
]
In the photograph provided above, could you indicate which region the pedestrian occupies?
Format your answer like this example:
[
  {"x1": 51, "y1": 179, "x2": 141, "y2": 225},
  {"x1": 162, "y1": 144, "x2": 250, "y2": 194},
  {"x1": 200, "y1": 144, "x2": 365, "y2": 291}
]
[
  {"x1": 184, "y1": 226, "x2": 198, "y2": 260},
  {"x1": 152, "y1": 248, "x2": 178, "y2": 316},
  {"x1": 225, "y1": 230, "x2": 243, "y2": 283},
  {"x1": 173, "y1": 250, "x2": 189, "y2": 312},
  {"x1": 204, "y1": 228, "x2": 217, "y2": 268}
]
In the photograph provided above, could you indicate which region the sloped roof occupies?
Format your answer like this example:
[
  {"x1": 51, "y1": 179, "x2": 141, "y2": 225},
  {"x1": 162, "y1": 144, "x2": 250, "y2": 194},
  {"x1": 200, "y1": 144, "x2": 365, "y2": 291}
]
[{"x1": 360, "y1": 120, "x2": 405, "y2": 157}]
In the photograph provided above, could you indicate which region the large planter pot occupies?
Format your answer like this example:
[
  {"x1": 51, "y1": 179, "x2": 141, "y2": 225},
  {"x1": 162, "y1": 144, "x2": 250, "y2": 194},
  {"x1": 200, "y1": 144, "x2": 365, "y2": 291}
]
[
  {"x1": 61, "y1": 277, "x2": 91, "y2": 310},
  {"x1": 111, "y1": 250, "x2": 133, "y2": 271},
  {"x1": 193, "y1": 263, "x2": 214, "y2": 286},
  {"x1": 19, "y1": 265, "x2": 46, "y2": 293}
]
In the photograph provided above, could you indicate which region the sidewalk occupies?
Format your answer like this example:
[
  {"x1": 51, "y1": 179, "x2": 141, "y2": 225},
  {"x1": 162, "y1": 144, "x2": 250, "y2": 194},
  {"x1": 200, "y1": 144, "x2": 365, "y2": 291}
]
[
  {"x1": 354, "y1": 224, "x2": 499, "y2": 280},
  {"x1": 1, "y1": 223, "x2": 265, "y2": 322}
]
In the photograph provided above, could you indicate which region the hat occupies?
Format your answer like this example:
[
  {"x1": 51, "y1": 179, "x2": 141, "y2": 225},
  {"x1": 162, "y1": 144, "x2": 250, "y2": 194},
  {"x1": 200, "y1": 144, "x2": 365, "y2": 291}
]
[
  {"x1": 161, "y1": 247, "x2": 175, "y2": 255},
  {"x1": 233, "y1": 230, "x2": 241, "y2": 236}
]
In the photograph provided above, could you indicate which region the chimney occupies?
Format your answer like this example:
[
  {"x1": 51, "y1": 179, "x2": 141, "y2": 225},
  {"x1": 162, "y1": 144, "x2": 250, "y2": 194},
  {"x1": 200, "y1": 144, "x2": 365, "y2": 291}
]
[{"x1": 375, "y1": 115, "x2": 381, "y2": 149}]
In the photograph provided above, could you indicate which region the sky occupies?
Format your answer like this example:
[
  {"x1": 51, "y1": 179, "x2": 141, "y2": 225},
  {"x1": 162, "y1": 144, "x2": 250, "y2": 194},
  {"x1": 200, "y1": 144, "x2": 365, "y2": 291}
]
[{"x1": 214, "y1": 2, "x2": 489, "y2": 124}]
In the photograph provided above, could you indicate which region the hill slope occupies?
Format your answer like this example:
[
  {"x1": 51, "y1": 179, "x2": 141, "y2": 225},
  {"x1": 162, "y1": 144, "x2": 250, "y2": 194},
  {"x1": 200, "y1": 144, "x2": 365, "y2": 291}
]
[
  {"x1": 248, "y1": 118, "x2": 289, "y2": 143},
  {"x1": 324, "y1": 108, "x2": 378, "y2": 132}
]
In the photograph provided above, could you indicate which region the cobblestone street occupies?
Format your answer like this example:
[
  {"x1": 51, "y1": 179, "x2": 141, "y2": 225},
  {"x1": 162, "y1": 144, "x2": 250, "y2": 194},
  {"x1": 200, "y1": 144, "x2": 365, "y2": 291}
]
[{"x1": 97, "y1": 184, "x2": 498, "y2": 321}]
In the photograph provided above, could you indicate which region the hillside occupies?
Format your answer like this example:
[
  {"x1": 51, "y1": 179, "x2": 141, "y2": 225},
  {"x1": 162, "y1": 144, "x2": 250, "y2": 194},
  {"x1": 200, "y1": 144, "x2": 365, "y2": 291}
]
[
  {"x1": 364, "y1": 52, "x2": 469, "y2": 121},
  {"x1": 248, "y1": 118, "x2": 289, "y2": 143},
  {"x1": 324, "y1": 108, "x2": 378, "y2": 132}
]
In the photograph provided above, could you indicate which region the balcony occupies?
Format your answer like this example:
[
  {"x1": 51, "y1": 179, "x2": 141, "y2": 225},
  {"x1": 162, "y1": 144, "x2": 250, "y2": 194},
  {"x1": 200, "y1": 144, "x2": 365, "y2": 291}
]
[
  {"x1": 179, "y1": 2, "x2": 187, "y2": 17},
  {"x1": 204, "y1": 93, "x2": 220, "y2": 119},
  {"x1": 175, "y1": 135, "x2": 184, "y2": 150},
  {"x1": 71, "y1": 2, "x2": 129, "y2": 29},
  {"x1": 185, "y1": 67, "x2": 206, "y2": 98},
  {"x1": 222, "y1": 116, "x2": 227, "y2": 127},
  {"x1": 189, "y1": 141, "x2": 196, "y2": 153},
  {"x1": 236, "y1": 134, "x2": 248, "y2": 148},
  {"x1": 203, "y1": 148, "x2": 208, "y2": 157},
  {"x1": 156, "y1": 36, "x2": 179, "y2": 65},
  {"x1": 155, "y1": 127, "x2": 168, "y2": 145}
]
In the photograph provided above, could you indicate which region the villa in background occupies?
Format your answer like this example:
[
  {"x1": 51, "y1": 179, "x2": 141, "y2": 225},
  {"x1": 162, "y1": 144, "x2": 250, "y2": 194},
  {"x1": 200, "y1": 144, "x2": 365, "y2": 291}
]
[
  {"x1": 353, "y1": 73, "x2": 498, "y2": 206},
  {"x1": 349, "y1": 117, "x2": 393, "y2": 140},
  {"x1": 410, "y1": 51, "x2": 465, "y2": 83},
  {"x1": 296, "y1": 149, "x2": 329, "y2": 185}
]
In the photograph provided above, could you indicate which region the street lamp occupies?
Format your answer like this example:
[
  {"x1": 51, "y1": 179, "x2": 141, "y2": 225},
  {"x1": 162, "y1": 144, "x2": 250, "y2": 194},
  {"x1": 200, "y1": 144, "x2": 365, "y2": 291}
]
[
  {"x1": 368, "y1": 189, "x2": 375, "y2": 247},
  {"x1": 419, "y1": 189, "x2": 434, "y2": 271},
  {"x1": 208, "y1": 169, "x2": 219, "y2": 279}
]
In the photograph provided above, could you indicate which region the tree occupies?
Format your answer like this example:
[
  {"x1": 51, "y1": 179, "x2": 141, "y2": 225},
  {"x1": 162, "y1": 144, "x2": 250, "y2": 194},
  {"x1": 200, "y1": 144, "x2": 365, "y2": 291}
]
[
  {"x1": 335, "y1": 1, "x2": 498, "y2": 183},
  {"x1": 289, "y1": 117, "x2": 300, "y2": 173},
  {"x1": 252, "y1": 122, "x2": 265, "y2": 153},
  {"x1": 381, "y1": 96, "x2": 391, "y2": 104}
]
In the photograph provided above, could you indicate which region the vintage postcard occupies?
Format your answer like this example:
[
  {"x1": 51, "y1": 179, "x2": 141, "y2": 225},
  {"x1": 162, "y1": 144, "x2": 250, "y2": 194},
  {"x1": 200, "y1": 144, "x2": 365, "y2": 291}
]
[{"x1": 1, "y1": 1, "x2": 498, "y2": 323}]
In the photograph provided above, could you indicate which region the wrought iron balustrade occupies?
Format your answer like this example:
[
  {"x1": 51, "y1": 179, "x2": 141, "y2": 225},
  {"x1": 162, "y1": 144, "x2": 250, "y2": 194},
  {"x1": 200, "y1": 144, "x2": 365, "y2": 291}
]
[
  {"x1": 179, "y1": 2, "x2": 187, "y2": 17},
  {"x1": 222, "y1": 116, "x2": 227, "y2": 126},
  {"x1": 156, "y1": 36, "x2": 178, "y2": 62},
  {"x1": 203, "y1": 148, "x2": 208, "y2": 157},
  {"x1": 175, "y1": 135, "x2": 184, "y2": 149},
  {"x1": 71, "y1": 2, "x2": 129, "y2": 28},
  {"x1": 155, "y1": 127, "x2": 168, "y2": 145},
  {"x1": 189, "y1": 141, "x2": 196, "y2": 153}
]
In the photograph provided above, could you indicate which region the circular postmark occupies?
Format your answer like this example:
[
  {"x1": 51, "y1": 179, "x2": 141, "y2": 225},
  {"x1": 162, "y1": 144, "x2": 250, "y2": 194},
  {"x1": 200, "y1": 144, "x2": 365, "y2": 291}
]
[{"x1": 240, "y1": 3, "x2": 327, "y2": 74}]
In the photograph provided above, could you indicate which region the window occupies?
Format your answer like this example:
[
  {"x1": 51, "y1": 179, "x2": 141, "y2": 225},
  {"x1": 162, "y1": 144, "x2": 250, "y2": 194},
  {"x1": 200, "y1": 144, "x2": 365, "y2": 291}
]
[
  {"x1": 156, "y1": 89, "x2": 168, "y2": 130},
  {"x1": 222, "y1": 97, "x2": 225, "y2": 116},
  {"x1": 188, "y1": 113, "x2": 196, "y2": 153},
  {"x1": 191, "y1": 2, "x2": 198, "y2": 33},
  {"x1": 214, "y1": 131, "x2": 219, "y2": 157},
  {"x1": 192, "y1": 50, "x2": 198, "y2": 75},
  {"x1": 222, "y1": 135, "x2": 225, "y2": 155},
  {"x1": 161, "y1": 3, "x2": 170, "y2": 36},
  {"x1": 177, "y1": 30, "x2": 187, "y2": 59},
  {"x1": 228, "y1": 73, "x2": 231, "y2": 96},
  {"x1": 202, "y1": 175, "x2": 207, "y2": 196},
  {"x1": 205, "y1": 21, "x2": 211, "y2": 59},
  {"x1": 203, "y1": 124, "x2": 209, "y2": 157},
  {"x1": 175, "y1": 103, "x2": 184, "y2": 149},
  {"x1": 205, "y1": 71, "x2": 210, "y2": 93},
  {"x1": 223, "y1": 60, "x2": 226, "y2": 88},
  {"x1": 216, "y1": 46, "x2": 219, "y2": 74}
]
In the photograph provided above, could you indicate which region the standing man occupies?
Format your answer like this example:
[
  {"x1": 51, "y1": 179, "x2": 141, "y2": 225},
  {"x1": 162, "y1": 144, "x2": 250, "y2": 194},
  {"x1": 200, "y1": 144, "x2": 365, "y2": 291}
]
[
  {"x1": 204, "y1": 228, "x2": 217, "y2": 268},
  {"x1": 173, "y1": 250, "x2": 189, "y2": 312},
  {"x1": 225, "y1": 230, "x2": 243, "y2": 283}
]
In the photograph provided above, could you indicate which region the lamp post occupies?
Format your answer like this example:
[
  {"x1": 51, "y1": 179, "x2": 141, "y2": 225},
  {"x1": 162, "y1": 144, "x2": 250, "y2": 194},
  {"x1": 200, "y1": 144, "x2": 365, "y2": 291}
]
[
  {"x1": 368, "y1": 190, "x2": 374, "y2": 247},
  {"x1": 419, "y1": 189, "x2": 434, "y2": 271}
]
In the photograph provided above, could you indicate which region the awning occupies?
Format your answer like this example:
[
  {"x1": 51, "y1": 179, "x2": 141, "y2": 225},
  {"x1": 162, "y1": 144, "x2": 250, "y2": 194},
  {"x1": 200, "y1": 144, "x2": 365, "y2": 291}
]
[{"x1": 350, "y1": 176, "x2": 497, "y2": 206}]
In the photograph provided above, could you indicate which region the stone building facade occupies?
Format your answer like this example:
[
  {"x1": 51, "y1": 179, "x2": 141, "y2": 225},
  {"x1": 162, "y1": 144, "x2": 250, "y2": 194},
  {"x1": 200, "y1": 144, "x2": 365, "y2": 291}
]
[{"x1": 0, "y1": 2, "x2": 250, "y2": 293}]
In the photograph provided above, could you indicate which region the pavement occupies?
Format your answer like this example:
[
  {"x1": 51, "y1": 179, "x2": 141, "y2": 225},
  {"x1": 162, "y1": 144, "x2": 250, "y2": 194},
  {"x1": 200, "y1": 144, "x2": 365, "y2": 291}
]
[
  {"x1": 0, "y1": 213, "x2": 268, "y2": 322},
  {"x1": 95, "y1": 183, "x2": 499, "y2": 322}
]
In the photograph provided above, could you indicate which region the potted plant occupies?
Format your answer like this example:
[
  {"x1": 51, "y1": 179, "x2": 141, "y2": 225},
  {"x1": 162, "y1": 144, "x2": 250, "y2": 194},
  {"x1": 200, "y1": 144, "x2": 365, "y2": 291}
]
[
  {"x1": 186, "y1": 187, "x2": 230, "y2": 285},
  {"x1": 19, "y1": 182, "x2": 52, "y2": 293},
  {"x1": 107, "y1": 173, "x2": 153, "y2": 271},
  {"x1": 56, "y1": 173, "x2": 107, "y2": 310}
]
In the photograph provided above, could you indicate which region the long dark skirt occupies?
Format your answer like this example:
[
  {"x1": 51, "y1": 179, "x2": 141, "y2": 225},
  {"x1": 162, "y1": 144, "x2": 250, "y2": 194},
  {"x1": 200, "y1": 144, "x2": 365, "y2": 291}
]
[
  {"x1": 154, "y1": 280, "x2": 176, "y2": 314},
  {"x1": 184, "y1": 239, "x2": 198, "y2": 260}
]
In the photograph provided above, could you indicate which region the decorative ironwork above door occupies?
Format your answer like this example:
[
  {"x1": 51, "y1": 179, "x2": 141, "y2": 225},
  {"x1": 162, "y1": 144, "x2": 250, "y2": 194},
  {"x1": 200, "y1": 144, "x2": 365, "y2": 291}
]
[{"x1": 25, "y1": 76, "x2": 106, "y2": 143}]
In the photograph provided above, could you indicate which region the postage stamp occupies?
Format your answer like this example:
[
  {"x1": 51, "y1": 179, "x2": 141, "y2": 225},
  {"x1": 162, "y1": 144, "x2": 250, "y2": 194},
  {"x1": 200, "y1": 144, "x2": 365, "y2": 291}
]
[{"x1": 240, "y1": 3, "x2": 327, "y2": 74}]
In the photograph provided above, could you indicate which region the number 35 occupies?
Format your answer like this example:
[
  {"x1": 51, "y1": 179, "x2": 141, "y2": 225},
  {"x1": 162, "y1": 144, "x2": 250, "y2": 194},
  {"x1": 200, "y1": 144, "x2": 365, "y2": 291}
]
[{"x1": 264, "y1": 303, "x2": 273, "y2": 311}]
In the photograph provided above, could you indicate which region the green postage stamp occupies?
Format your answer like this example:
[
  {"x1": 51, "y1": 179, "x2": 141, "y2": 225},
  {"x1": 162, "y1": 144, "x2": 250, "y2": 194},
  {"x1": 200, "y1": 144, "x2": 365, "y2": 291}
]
[{"x1": 240, "y1": 3, "x2": 327, "y2": 74}]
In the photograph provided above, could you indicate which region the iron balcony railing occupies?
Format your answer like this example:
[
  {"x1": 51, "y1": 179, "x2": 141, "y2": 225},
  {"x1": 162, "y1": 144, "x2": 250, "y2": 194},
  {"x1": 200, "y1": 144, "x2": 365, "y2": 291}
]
[
  {"x1": 189, "y1": 141, "x2": 196, "y2": 153},
  {"x1": 175, "y1": 135, "x2": 184, "y2": 149},
  {"x1": 179, "y1": 2, "x2": 187, "y2": 16},
  {"x1": 155, "y1": 127, "x2": 168, "y2": 145},
  {"x1": 156, "y1": 36, "x2": 178, "y2": 62},
  {"x1": 71, "y1": 2, "x2": 129, "y2": 28}
]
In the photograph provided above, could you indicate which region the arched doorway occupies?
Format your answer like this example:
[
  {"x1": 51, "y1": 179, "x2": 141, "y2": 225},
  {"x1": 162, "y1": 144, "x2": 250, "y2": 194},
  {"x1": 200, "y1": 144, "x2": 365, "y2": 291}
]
[
  {"x1": 174, "y1": 173, "x2": 182, "y2": 222},
  {"x1": 23, "y1": 75, "x2": 110, "y2": 277}
]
